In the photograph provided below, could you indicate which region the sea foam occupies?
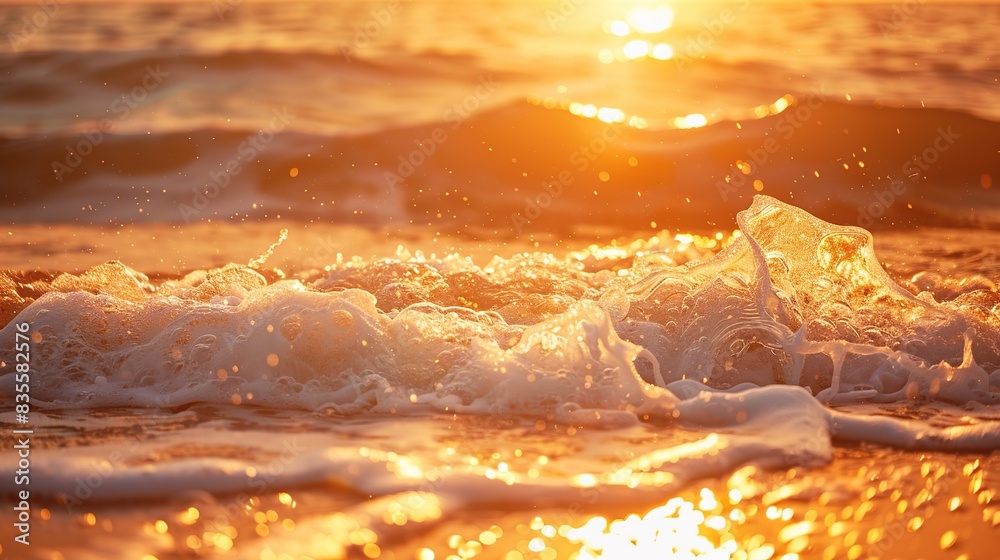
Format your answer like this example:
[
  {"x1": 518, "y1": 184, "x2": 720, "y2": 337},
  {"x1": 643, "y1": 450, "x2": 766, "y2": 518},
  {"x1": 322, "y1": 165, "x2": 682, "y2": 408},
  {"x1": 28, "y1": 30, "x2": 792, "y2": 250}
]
[
  {"x1": 2, "y1": 197, "x2": 998, "y2": 441},
  {"x1": 3, "y1": 197, "x2": 1000, "y2": 509}
]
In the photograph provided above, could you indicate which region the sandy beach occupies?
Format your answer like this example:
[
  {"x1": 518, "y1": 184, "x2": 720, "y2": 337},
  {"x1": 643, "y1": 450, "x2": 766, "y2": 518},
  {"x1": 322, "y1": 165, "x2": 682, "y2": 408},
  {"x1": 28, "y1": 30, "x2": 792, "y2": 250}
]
[{"x1": 3, "y1": 1, "x2": 1000, "y2": 558}]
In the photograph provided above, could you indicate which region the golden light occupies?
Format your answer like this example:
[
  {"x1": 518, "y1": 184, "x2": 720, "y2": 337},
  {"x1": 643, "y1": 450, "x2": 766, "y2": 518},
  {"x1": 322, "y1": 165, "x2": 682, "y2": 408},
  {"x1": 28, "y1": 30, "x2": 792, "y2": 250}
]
[
  {"x1": 622, "y1": 40, "x2": 651, "y2": 60},
  {"x1": 626, "y1": 6, "x2": 674, "y2": 34},
  {"x1": 178, "y1": 507, "x2": 200, "y2": 525},
  {"x1": 597, "y1": 107, "x2": 626, "y2": 123},
  {"x1": 567, "y1": 495, "x2": 728, "y2": 559},
  {"x1": 674, "y1": 113, "x2": 709, "y2": 129},
  {"x1": 628, "y1": 115, "x2": 648, "y2": 128},
  {"x1": 562, "y1": 484, "x2": 806, "y2": 560},
  {"x1": 607, "y1": 20, "x2": 631, "y2": 36},
  {"x1": 278, "y1": 492, "x2": 296, "y2": 507},
  {"x1": 651, "y1": 43, "x2": 674, "y2": 60},
  {"x1": 548, "y1": 97, "x2": 646, "y2": 128},
  {"x1": 770, "y1": 94, "x2": 795, "y2": 114},
  {"x1": 572, "y1": 473, "x2": 599, "y2": 488}
]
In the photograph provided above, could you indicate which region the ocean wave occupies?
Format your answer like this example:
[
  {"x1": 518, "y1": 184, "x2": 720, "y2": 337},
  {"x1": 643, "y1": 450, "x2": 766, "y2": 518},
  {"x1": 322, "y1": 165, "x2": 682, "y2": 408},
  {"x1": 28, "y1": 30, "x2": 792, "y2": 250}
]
[
  {"x1": 0, "y1": 48, "x2": 486, "y2": 93},
  {"x1": 4, "y1": 196, "x2": 1000, "y2": 508},
  {"x1": 2, "y1": 100, "x2": 998, "y2": 230},
  {"x1": 3, "y1": 196, "x2": 999, "y2": 413}
]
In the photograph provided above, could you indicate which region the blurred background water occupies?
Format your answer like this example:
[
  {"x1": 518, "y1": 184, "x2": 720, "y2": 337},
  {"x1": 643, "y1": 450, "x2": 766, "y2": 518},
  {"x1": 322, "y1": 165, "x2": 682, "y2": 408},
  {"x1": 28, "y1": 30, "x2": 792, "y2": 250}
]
[{"x1": 1, "y1": 1, "x2": 998, "y2": 231}]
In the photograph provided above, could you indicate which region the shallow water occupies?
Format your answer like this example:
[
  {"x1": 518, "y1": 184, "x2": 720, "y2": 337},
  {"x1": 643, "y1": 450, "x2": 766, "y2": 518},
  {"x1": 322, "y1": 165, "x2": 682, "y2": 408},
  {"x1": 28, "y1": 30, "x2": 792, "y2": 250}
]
[
  {"x1": 1, "y1": 1, "x2": 999, "y2": 229},
  {"x1": 2, "y1": 0, "x2": 1000, "y2": 558},
  {"x1": 2, "y1": 197, "x2": 1000, "y2": 558},
  {"x1": 1, "y1": 406, "x2": 998, "y2": 559}
]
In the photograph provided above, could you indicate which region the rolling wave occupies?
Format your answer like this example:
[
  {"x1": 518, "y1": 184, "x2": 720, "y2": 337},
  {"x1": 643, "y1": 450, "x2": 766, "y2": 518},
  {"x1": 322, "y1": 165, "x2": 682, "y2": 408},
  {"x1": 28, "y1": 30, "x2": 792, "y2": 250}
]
[{"x1": 2, "y1": 100, "x2": 998, "y2": 231}]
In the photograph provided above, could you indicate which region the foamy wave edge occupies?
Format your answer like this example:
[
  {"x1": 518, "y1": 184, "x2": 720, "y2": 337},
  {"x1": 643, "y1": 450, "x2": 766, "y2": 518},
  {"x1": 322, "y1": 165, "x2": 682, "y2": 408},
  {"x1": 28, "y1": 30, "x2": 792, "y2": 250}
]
[{"x1": 4, "y1": 196, "x2": 1000, "y2": 506}]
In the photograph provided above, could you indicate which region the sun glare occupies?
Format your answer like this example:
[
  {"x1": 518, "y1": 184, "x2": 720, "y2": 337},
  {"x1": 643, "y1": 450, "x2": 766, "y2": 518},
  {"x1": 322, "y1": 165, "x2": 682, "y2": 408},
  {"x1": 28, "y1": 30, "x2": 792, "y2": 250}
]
[
  {"x1": 622, "y1": 39, "x2": 651, "y2": 59},
  {"x1": 674, "y1": 113, "x2": 709, "y2": 129},
  {"x1": 566, "y1": 488, "x2": 798, "y2": 560},
  {"x1": 626, "y1": 6, "x2": 675, "y2": 34}
]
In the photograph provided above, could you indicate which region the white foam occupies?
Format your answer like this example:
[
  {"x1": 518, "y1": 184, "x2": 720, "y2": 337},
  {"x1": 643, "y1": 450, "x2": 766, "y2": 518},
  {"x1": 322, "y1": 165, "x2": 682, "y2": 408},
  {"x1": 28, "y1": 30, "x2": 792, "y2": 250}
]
[{"x1": 1, "y1": 195, "x2": 998, "y2": 459}]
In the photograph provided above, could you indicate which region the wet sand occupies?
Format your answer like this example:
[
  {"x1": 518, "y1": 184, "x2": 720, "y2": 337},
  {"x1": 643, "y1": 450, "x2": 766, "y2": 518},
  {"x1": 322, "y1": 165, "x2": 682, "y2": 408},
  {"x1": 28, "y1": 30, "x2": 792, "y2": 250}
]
[{"x1": 1, "y1": 407, "x2": 997, "y2": 560}]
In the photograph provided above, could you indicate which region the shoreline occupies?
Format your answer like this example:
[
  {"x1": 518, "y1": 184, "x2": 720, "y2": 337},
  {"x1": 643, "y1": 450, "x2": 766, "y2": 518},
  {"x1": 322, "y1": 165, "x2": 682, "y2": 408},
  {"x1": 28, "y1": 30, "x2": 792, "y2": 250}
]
[{"x1": 1, "y1": 408, "x2": 996, "y2": 560}]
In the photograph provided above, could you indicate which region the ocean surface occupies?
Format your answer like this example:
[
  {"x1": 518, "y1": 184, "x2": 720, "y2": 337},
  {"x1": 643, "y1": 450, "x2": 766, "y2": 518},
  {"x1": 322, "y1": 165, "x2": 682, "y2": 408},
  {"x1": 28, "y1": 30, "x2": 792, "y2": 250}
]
[
  {"x1": 1, "y1": 1, "x2": 1000, "y2": 559},
  {"x1": 0, "y1": 0, "x2": 999, "y2": 230}
]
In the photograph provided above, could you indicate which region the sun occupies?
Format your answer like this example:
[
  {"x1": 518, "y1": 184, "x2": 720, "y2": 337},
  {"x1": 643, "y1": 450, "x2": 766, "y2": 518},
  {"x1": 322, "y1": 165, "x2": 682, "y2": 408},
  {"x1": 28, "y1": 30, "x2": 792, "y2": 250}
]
[{"x1": 626, "y1": 5, "x2": 675, "y2": 34}]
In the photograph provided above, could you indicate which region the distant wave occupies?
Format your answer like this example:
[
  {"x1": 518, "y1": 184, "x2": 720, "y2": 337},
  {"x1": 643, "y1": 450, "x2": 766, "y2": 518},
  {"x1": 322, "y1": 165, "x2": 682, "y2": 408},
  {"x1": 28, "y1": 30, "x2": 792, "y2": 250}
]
[
  {"x1": 1, "y1": 99, "x2": 998, "y2": 231},
  {"x1": 0, "y1": 48, "x2": 500, "y2": 95},
  {"x1": 1, "y1": 198, "x2": 998, "y2": 446}
]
